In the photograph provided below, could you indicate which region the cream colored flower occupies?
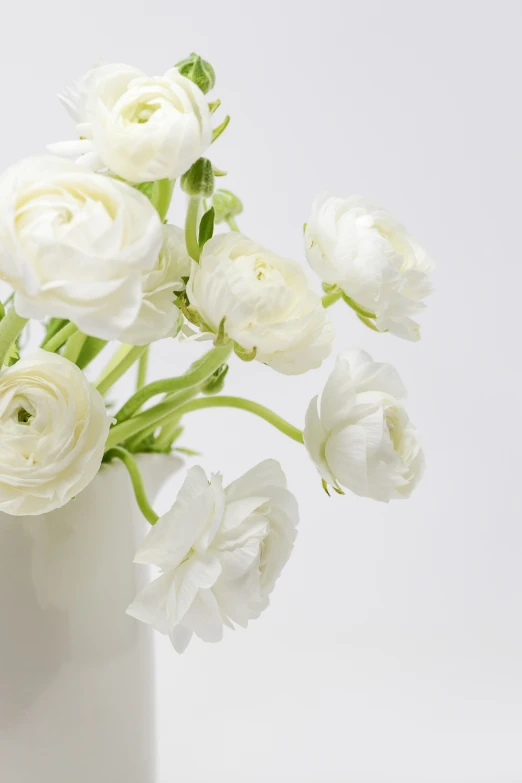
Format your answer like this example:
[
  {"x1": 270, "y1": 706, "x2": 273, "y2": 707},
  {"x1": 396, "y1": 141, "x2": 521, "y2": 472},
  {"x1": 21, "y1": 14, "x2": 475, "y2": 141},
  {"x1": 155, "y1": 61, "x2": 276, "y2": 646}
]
[
  {"x1": 127, "y1": 460, "x2": 298, "y2": 653},
  {"x1": 121, "y1": 225, "x2": 191, "y2": 345},
  {"x1": 186, "y1": 232, "x2": 334, "y2": 375},
  {"x1": 0, "y1": 350, "x2": 110, "y2": 516},
  {"x1": 0, "y1": 156, "x2": 163, "y2": 340},
  {"x1": 305, "y1": 193, "x2": 434, "y2": 340},
  {"x1": 304, "y1": 350, "x2": 424, "y2": 501},
  {"x1": 51, "y1": 61, "x2": 212, "y2": 183}
]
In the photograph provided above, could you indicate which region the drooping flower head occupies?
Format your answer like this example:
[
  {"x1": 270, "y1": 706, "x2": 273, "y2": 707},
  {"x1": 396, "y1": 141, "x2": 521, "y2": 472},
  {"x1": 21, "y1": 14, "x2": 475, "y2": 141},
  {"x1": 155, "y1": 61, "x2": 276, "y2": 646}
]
[
  {"x1": 127, "y1": 460, "x2": 299, "y2": 652},
  {"x1": 304, "y1": 350, "x2": 424, "y2": 501}
]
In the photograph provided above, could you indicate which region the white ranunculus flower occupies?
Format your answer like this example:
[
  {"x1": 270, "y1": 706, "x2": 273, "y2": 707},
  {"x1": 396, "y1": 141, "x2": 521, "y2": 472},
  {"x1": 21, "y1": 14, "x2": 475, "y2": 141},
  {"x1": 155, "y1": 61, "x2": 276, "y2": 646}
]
[
  {"x1": 51, "y1": 62, "x2": 212, "y2": 183},
  {"x1": 304, "y1": 350, "x2": 424, "y2": 501},
  {"x1": 120, "y1": 224, "x2": 191, "y2": 345},
  {"x1": 186, "y1": 232, "x2": 334, "y2": 375},
  {"x1": 0, "y1": 156, "x2": 163, "y2": 340},
  {"x1": 304, "y1": 193, "x2": 434, "y2": 341},
  {"x1": 0, "y1": 350, "x2": 110, "y2": 516},
  {"x1": 127, "y1": 459, "x2": 298, "y2": 653}
]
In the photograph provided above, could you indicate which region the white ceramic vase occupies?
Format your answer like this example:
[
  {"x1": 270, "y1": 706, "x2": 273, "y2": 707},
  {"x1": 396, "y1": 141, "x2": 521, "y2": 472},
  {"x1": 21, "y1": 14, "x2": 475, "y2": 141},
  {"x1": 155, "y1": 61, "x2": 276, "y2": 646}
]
[{"x1": 0, "y1": 454, "x2": 179, "y2": 783}]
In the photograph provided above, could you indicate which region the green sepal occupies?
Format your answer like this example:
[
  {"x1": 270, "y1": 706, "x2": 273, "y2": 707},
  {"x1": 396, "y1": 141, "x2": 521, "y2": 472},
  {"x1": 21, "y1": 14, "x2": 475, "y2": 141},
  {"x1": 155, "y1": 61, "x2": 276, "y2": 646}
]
[
  {"x1": 214, "y1": 317, "x2": 228, "y2": 346},
  {"x1": 212, "y1": 115, "x2": 230, "y2": 144},
  {"x1": 234, "y1": 343, "x2": 256, "y2": 362}
]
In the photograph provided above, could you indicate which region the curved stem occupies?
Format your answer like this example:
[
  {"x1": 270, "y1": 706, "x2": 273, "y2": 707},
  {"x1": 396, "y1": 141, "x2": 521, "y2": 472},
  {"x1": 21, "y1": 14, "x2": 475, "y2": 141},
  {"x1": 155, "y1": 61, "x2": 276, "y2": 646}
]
[
  {"x1": 106, "y1": 393, "x2": 303, "y2": 452},
  {"x1": 226, "y1": 216, "x2": 240, "y2": 231},
  {"x1": 152, "y1": 179, "x2": 175, "y2": 222},
  {"x1": 114, "y1": 343, "x2": 232, "y2": 423},
  {"x1": 104, "y1": 447, "x2": 159, "y2": 525},
  {"x1": 42, "y1": 321, "x2": 78, "y2": 353},
  {"x1": 62, "y1": 330, "x2": 87, "y2": 364},
  {"x1": 125, "y1": 387, "x2": 198, "y2": 452},
  {"x1": 95, "y1": 345, "x2": 147, "y2": 396},
  {"x1": 171, "y1": 396, "x2": 304, "y2": 444},
  {"x1": 322, "y1": 291, "x2": 342, "y2": 308},
  {"x1": 136, "y1": 347, "x2": 149, "y2": 391},
  {"x1": 0, "y1": 308, "x2": 28, "y2": 367},
  {"x1": 185, "y1": 196, "x2": 201, "y2": 261}
]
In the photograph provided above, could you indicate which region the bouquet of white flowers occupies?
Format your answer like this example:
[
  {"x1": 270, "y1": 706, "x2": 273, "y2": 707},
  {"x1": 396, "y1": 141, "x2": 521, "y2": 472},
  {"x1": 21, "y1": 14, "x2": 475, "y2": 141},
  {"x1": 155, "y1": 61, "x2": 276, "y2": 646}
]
[{"x1": 0, "y1": 54, "x2": 433, "y2": 653}]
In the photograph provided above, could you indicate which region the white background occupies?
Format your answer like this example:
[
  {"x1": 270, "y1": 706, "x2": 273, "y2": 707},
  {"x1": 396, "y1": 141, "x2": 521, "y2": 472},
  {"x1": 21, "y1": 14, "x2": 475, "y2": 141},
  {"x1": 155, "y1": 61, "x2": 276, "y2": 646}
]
[{"x1": 2, "y1": 1, "x2": 522, "y2": 781}]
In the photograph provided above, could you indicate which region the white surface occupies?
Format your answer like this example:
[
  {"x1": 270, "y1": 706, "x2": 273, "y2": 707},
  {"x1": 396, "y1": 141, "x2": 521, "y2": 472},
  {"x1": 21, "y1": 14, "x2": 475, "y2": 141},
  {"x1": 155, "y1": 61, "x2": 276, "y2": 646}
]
[
  {"x1": 1, "y1": 1, "x2": 521, "y2": 781},
  {"x1": 0, "y1": 456, "x2": 176, "y2": 783}
]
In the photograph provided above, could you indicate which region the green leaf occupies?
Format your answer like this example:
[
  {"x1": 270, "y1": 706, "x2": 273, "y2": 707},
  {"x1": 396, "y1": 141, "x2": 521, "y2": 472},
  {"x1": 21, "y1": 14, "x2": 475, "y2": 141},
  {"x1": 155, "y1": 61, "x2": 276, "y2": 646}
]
[{"x1": 198, "y1": 207, "x2": 215, "y2": 247}]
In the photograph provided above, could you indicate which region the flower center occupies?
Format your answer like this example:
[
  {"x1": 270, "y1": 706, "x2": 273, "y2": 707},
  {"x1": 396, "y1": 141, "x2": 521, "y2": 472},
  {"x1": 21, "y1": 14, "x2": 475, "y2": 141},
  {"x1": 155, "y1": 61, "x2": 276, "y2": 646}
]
[
  {"x1": 17, "y1": 407, "x2": 33, "y2": 425},
  {"x1": 253, "y1": 259, "x2": 274, "y2": 282}
]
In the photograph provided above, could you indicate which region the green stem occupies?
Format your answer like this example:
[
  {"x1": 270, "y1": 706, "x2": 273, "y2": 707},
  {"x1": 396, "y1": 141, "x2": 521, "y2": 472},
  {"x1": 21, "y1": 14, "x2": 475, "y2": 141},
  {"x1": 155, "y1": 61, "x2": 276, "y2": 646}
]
[
  {"x1": 95, "y1": 345, "x2": 148, "y2": 396},
  {"x1": 152, "y1": 179, "x2": 175, "y2": 222},
  {"x1": 106, "y1": 393, "x2": 303, "y2": 452},
  {"x1": 42, "y1": 321, "x2": 78, "y2": 353},
  {"x1": 62, "y1": 331, "x2": 87, "y2": 364},
  {"x1": 0, "y1": 308, "x2": 28, "y2": 367},
  {"x1": 154, "y1": 417, "x2": 183, "y2": 452},
  {"x1": 76, "y1": 337, "x2": 108, "y2": 370},
  {"x1": 114, "y1": 343, "x2": 232, "y2": 424},
  {"x1": 172, "y1": 396, "x2": 304, "y2": 444},
  {"x1": 125, "y1": 388, "x2": 197, "y2": 452},
  {"x1": 104, "y1": 447, "x2": 159, "y2": 525},
  {"x1": 136, "y1": 348, "x2": 149, "y2": 391},
  {"x1": 322, "y1": 291, "x2": 342, "y2": 308},
  {"x1": 185, "y1": 196, "x2": 201, "y2": 261},
  {"x1": 226, "y1": 216, "x2": 240, "y2": 231}
]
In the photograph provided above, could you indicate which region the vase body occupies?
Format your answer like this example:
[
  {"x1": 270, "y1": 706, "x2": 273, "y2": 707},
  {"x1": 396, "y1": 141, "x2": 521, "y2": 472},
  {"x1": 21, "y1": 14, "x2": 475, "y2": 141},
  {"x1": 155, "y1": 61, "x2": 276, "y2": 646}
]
[{"x1": 0, "y1": 454, "x2": 179, "y2": 783}]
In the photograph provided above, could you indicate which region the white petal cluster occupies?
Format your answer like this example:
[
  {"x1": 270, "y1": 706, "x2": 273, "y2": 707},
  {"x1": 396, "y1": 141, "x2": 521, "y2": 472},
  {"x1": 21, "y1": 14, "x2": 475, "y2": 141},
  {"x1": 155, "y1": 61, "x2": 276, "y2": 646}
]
[
  {"x1": 121, "y1": 225, "x2": 191, "y2": 345},
  {"x1": 0, "y1": 350, "x2": 110, "y2": 515},
  {"x1": 0, "y1": 156, "x2": 163, "y2": 340},
  {"x1": 304, "y1": 350, "x2": 424, "y2": 501},
  {"x1": 186, "y1": 232, "x2": 334, "y2": 374},
  {"x1": 52, "y1": 61, "x2": 212, "y2": 183},
  {"x1": 127, "y1": 460, "x2": 298, "y2": 653},
  {"x1": 305, "y1": 193, "x2": 434, "y2": 340}
]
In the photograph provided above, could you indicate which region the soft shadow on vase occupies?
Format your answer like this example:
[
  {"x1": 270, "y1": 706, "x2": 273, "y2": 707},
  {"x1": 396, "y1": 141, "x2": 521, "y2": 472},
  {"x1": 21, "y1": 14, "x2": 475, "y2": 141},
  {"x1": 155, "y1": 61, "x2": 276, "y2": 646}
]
[{"x1": 0, "y1": 453, "x2": 179, "y2": 783}]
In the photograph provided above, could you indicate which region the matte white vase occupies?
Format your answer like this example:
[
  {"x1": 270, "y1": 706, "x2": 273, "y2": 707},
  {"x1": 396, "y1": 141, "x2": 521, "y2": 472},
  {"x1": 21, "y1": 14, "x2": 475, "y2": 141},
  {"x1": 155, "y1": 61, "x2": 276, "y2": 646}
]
[{"x1": 0, "y1": 454, "x2": 179, "y2": 783}]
